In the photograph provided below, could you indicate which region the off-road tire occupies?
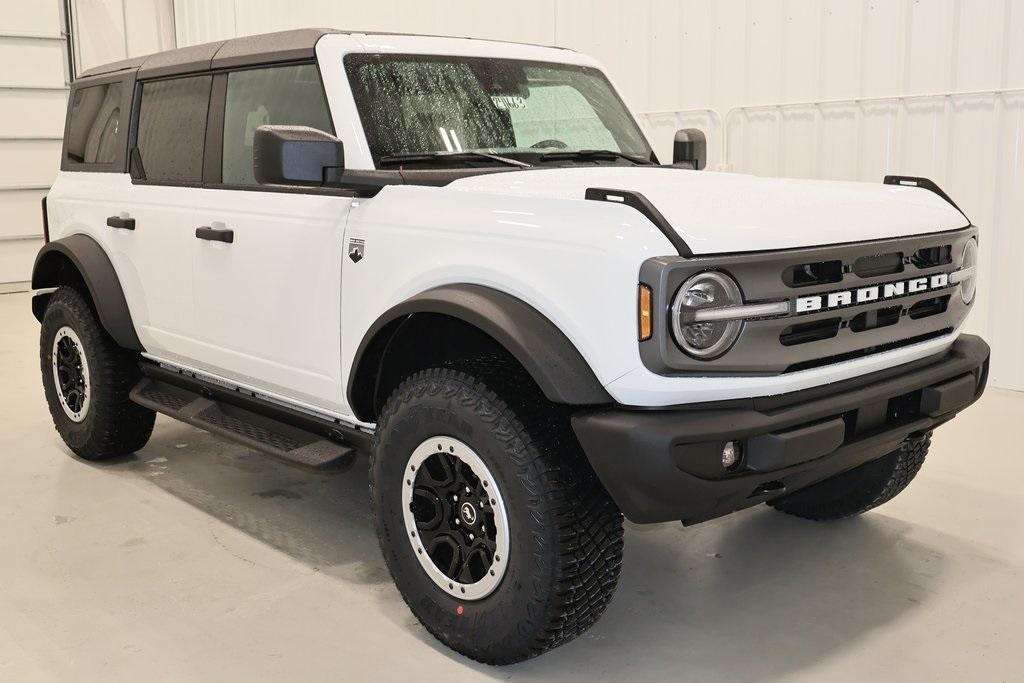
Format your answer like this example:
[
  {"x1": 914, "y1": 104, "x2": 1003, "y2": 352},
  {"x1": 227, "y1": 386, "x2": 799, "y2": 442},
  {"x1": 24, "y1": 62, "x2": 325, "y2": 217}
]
[
  {"x1": 40, "y1": 286, "x2": 155, "y2": 460},
  {"x1": 370, "y1": 365, "x2": 624, "y2": 665},
  {"x1": 769, "y1": 433, "x2": 931, "y2": 521}
]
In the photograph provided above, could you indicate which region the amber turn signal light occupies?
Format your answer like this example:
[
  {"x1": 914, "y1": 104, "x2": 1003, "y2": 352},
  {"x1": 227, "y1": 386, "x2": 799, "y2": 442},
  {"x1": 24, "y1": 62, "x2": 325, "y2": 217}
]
[{"x1": 638, "y1": 284, "x2": 653, "y2": 341}]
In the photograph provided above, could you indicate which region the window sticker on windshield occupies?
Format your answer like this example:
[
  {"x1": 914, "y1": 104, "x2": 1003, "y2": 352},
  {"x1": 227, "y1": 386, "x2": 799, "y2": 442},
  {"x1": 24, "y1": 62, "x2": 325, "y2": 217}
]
[{"x1": 491, "y1": 95, "x2": 527, "y2": 110}]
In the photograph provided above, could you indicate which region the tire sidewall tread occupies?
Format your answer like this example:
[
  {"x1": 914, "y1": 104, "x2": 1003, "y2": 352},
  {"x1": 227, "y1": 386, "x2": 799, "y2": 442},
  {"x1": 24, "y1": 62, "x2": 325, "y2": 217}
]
[
  {"x1": 40, "y1": 286, "x2": 154, "y2": 460},
  {"x1": 370, "y1": 366, "x2": 623, "y2": 664}
]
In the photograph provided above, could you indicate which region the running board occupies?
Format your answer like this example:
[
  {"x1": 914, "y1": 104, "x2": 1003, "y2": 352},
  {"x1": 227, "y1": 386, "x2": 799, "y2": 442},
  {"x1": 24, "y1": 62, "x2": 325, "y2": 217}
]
[{"x1": 130, "y1": 376, "x2": 358, "y2": 471}]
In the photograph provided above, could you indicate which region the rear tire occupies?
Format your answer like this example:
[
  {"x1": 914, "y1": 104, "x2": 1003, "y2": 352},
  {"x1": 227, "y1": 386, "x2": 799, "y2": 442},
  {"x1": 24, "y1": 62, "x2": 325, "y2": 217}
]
[
  {"x1": 40, "y1": 286, "x2": 155, "y2": 460},
  {"x1": 769, "y1": 433, "x2": 931, "y2": 521},
  {"x1": 370, "y1": 366, "x2": 624, "y2": 664}
]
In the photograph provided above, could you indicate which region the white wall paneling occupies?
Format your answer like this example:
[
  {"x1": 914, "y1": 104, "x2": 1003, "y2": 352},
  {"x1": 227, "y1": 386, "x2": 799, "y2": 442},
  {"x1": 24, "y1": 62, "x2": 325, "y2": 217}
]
[
  {"x1": 0, "y1": 0, "x2": 175, "y2": 285},
  {"x1": 637, "y1": 108, "x2": 722, "y2": 168},
  {"x1": 0, "y1": 0, "x2": 69, "y2": 285},
  {"x1": 70, "y1": 0, "x2": 176, "y2": 74}
]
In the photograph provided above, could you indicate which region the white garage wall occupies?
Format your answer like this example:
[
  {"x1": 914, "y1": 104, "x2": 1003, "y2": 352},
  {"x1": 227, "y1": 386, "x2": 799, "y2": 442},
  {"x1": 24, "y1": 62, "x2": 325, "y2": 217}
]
[
  {"x1": 70, "y1": 0, "x2": 175, "y2": 74},
  {"x1": 0, "y1": 0, "x2": 173, "y2": 288},
  {"x1": 0, "y1": 1, "x2": 68, "y2": 288}
]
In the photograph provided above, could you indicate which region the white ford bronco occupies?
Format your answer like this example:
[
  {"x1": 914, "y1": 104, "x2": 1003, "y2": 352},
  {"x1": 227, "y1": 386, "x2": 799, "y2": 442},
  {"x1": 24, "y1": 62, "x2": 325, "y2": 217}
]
[{"x1": 35, "y1": 29, "x2": 988, "y2": 663}]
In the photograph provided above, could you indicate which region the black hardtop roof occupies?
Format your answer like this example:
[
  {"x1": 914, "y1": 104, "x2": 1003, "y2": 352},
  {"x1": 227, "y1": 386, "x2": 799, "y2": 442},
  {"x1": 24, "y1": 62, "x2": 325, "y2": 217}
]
[
  {"x1": 76, "y1": 27, "x2": 571, "y2": 82},
  {"x1": 77, "y1": 28, "x2": 338, "y2": 80}
]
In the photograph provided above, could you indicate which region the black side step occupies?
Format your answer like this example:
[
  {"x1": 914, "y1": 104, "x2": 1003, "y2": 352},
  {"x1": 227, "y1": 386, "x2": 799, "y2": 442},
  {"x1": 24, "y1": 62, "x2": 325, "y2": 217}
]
[{"x1": 130, "y1": 375, "x2": 360, "y2": 472}]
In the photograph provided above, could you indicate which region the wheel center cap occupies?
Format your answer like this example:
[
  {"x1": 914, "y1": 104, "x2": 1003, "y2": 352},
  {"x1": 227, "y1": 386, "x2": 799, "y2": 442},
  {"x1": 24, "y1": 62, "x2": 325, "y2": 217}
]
[{"x1": 460, "y1": 501, "x2": 478, "y2": 526}]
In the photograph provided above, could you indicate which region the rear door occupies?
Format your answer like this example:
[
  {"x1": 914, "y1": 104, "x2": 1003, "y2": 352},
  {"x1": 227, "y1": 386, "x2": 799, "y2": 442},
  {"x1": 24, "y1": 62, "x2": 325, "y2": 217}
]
[
  {"x1": 189, "y1": 63, "x2": 353, "y2": 414},
  {"x1": 113, "y1": 74, "x2": 211, "y2": 364}
]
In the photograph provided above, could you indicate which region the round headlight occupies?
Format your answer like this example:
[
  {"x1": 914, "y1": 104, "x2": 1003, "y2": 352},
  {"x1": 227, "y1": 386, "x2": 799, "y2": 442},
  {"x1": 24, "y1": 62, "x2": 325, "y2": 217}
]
[
  {"x1": 671, "y1": 271, "x2": 743, "y2": 359},
  {"x1": 959, "y1": 239, "x2": 977, "y2": 304}
]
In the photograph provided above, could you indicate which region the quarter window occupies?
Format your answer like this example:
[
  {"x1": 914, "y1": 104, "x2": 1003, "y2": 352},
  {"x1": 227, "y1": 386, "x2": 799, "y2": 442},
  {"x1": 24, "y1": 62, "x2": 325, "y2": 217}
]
[
  {"x1": 135, "y1": 75, "x2": 212, "y2": 183},
  {"x1": 65, "y1": 83, "x2": 122, "y2": 165},
  {"x1": 221, "y1": 64, "x2": 333, "y2": 186}
]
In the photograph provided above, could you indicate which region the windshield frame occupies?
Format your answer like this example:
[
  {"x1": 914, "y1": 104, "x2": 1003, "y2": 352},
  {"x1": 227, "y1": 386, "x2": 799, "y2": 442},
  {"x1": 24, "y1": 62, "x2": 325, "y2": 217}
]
[{"x1": 343, "y1": 53, "x2": 657, "y2": 169}]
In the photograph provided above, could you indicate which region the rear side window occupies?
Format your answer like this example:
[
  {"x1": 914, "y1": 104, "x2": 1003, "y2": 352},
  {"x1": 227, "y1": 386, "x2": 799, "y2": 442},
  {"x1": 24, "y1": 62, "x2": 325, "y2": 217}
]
[
  {"x1": 221, "y1": 63, "x2": 333, "y2": 186},
  {"x1": 65, "y1": 83, "x2": 123, "y2": 165},
  {"x1": 135, "y1": 75, "x2": 212, "y2": 183}
]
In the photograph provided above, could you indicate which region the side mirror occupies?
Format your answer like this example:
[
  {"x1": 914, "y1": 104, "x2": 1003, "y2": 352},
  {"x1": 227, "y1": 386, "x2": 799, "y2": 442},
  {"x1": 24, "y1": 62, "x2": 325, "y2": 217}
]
[
  {"x1": 253, "y1": 125, "x2": 344, "y2": 186},
  {"x1": 672, "y1": 128, "x2": 707, "y2": 170}
]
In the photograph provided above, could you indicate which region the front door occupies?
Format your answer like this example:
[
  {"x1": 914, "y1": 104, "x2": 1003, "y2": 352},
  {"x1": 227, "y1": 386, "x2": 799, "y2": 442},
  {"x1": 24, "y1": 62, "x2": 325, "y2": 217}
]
[{"x1": 188, "y1": 63, "x2": 353, "y2": 414}]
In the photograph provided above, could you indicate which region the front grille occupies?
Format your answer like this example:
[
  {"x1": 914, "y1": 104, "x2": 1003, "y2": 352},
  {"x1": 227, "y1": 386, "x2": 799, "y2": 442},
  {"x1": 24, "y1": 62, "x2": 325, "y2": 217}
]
[{"x1": 639, "y1": 227, "x2": 976, "y2": 376}]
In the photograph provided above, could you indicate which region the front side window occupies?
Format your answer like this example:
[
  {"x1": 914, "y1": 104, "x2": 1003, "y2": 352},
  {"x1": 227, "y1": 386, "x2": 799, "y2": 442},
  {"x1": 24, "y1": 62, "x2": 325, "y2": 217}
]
[
  {"x1": 221, "y1": 63, "x2": 333, "y2": 186},
  {"x1": 65, "y1": 83, "x2": 122, "y2": 165},
  {"x1": 135, "y1": 75, "x2": 212, "y2": 183},
  {"x1": 345, "y1": 54, "x2": 654, "y2": 167}
]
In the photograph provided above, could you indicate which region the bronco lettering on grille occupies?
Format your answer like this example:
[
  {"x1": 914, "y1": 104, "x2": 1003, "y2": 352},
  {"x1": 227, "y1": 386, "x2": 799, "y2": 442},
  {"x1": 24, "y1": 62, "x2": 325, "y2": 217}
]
[{"x1": 795, "y1": 273, "x2": 951, "y2": 314}]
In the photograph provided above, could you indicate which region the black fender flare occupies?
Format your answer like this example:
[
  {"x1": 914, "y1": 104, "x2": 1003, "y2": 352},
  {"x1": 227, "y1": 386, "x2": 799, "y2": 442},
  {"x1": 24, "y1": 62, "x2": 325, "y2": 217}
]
[
  {"x1": 347, "y1": 284, "x2": 611, "y2": 421},
  {"x1": 31, "y1": 234, "x2": 144, "y2": 351}
]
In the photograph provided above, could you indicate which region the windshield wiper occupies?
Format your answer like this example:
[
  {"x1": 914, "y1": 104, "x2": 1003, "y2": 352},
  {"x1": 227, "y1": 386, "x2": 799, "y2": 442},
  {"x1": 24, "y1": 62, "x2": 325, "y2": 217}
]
[
  {"x1": 538, "y1": 149, "x2": 654, "y2": 165},
  {"x1": 379, "y1": 151, "x2": 531, "y2": 168}
]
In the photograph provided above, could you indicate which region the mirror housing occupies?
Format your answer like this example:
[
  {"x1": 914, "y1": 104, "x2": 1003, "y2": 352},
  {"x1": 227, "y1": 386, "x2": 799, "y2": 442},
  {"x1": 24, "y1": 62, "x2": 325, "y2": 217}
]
[
  {"x1": 672, "y1": 128, "x2": 707, "y2": 170},
  {"x1": 253, "y1": 125, "x2": 344, "y2": 186}
]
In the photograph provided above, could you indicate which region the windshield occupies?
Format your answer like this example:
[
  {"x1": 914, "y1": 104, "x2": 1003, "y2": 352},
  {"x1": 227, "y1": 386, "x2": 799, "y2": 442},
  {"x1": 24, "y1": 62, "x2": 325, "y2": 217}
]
[{"x1": 344, "y1": 54, "x2": 656, "y2": 168}]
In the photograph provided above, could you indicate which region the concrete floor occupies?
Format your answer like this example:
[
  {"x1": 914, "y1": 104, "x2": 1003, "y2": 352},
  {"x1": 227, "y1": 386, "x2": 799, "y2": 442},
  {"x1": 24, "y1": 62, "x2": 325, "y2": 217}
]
[{"x1": 1, "y1": 290, "x2": 1022, "y2": 682}]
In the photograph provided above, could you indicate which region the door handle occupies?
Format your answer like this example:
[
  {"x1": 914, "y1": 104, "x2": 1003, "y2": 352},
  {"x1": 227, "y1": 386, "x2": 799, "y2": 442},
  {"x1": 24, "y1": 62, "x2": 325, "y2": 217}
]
[
  {"x1": 106, "y1": 215, "x2": 135, "y2": 230},
  {"x1": 195, "y1": 226, "x2": 234, "y2": 243}
]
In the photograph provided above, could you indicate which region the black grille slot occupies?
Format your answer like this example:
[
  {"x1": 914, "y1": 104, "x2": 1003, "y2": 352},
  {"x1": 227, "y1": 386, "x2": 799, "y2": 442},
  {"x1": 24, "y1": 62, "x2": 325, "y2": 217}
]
[
  {"x1": 783, "y1": 260, "x2": 843, "y2": 288},
  {"x1": 780, "y1": 317, "x2": 842, "y2": 346},
  {"x1": 911, "y1": 245, "x2": 952, "y2": 269},
  {"x1": 853, "y1": 252, "x2": 903, "y2": 278},
  {"x1": 908, "y1": 295, "x2": 950, "y2": 320},
  {"x1": 850, "y1": 305, "x2": 902, "y2": 333},
  {"x1": 784, "y1": 329, "x2": 954, "y2": 373}
]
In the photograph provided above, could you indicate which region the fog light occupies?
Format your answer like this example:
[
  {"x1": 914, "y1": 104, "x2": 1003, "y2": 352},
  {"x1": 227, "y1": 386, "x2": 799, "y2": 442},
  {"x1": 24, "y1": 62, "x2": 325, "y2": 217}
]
[{"x1": 722, "y1": 441, "x2": 741, "y2": 469}]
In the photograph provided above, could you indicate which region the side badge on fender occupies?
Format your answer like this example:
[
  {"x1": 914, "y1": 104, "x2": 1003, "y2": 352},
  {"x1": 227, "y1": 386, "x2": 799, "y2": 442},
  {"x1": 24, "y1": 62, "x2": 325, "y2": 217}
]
[{"x1": 348, "y1": 238, "x2": 365, "y2": 263}]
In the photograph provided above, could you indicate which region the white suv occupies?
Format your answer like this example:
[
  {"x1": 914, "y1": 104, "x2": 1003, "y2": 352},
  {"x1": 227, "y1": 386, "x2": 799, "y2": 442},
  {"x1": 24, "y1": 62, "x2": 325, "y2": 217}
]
[{"x1": 34, "y1": 29, "x2": 988, "y2": 663}]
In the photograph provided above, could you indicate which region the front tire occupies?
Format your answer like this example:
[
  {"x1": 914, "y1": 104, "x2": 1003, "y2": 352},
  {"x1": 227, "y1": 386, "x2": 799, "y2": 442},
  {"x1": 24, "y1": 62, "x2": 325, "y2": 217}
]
[
  {"x1": 769, "y1": 433, "x2": 931, "y2": 521},
  {"x1": 370, "y1": 367, "x2": 623, "y2": 664},
  {"x1": 40, "y1": 286, "x2": 155, "y2": 460}
]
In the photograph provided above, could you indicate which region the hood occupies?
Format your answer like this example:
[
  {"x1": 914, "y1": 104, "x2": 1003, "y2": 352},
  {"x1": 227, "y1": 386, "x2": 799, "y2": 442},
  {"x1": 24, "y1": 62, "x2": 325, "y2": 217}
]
[{"x1": 447, "y1": 167, "x2": 969, "y2": 255}]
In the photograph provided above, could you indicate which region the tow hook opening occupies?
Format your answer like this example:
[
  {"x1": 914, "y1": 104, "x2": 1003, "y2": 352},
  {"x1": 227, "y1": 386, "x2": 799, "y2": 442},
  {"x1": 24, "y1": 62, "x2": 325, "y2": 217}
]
[{"x1": 749, "y1": 481, "x2": 786, "y2": 498}]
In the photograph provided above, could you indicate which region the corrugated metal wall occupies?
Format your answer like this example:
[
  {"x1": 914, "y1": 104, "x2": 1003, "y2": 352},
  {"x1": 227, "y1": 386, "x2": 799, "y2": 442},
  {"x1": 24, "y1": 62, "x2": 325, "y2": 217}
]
[
  {"x1": 0, "y1": 0, "x2": 173, "y2": 288},
  {"x1": 0, "y1": 1, "x2": 68, "y2": 288},
  {"x1": 171, "y1": 1, "x2": 1024, "y2": 112}
]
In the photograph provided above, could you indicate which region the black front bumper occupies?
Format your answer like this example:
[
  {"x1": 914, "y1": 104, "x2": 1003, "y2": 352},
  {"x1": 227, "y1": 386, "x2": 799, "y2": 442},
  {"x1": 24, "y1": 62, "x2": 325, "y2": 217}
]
[{"x1": 572, "y1": 335, "x2": 990, "y2": 525}]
